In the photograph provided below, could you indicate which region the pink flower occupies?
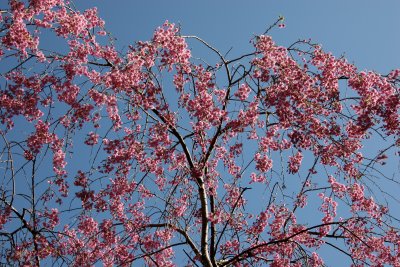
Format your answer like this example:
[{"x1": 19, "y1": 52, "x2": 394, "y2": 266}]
[
  {"x1": 234, "y1": 84, "x2": 251, "y2": 101},
  {"x1": 255, "y1": 152, "x2": 273, "y2": 172},
  {"x1": 288, "y1": 151, "x2": 303, "y2": 173},
  {"x1": 84, "y1": 131, "x2": 99, "y2": 146}
]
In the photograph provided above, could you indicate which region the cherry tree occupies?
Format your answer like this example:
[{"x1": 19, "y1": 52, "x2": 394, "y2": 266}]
[{"x1": 0, "y1": 1, "x2": 400, "y2": 266}]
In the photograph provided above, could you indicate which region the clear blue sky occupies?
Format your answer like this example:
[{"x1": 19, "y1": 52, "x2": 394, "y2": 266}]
[{"x1": 77, "y1": 0, "x2": 400, "y2": 74}]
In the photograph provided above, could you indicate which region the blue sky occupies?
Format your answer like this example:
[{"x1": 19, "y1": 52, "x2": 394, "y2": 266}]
[{"x1": 76, "y1": 0, "x2": 400, "y2": 74}]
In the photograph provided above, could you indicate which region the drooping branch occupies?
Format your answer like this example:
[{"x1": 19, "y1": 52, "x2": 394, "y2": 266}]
[{"x1": 220, "y1": 221, "x2": 349, "y2": 266}]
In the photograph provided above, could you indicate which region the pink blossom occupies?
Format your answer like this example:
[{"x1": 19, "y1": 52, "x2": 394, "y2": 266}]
[
  {"x1": 288, "y1": 151, "x2": 303, "y2": 173},
  {"x1": 84, "y1": 131, "x2": 99, "y2": 146},
  {"x1": 234, "y1": 84, "x2": 251, "y2": 101},
  {"x1": 255, "y1": 152, "x2": 273, "y2": 172}
]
